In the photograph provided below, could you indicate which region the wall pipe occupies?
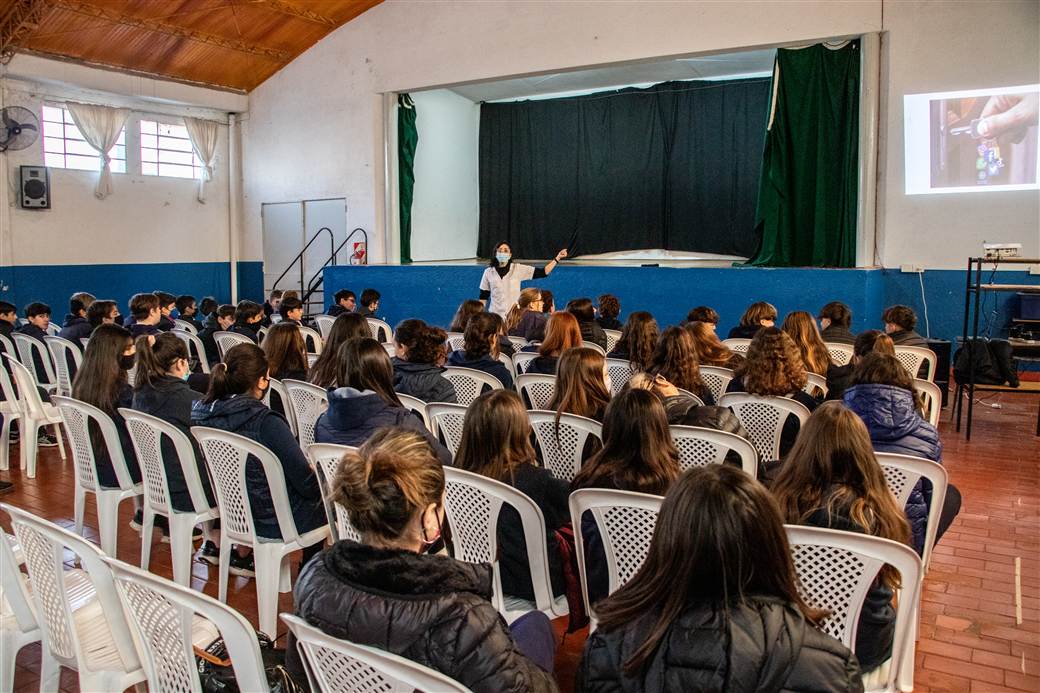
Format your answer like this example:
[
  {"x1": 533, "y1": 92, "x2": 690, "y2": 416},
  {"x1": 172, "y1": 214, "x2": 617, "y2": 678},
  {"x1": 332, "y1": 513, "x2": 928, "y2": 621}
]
[{"x1": 227, "y1": 112, "x2": 241, "y2": 302}]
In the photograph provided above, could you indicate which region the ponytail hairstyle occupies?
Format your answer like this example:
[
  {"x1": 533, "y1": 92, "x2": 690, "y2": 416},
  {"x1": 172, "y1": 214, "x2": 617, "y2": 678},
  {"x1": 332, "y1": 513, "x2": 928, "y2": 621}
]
[
  {"x1": 463, "y1": 312, "x2": 500, "y2": 360},
  {"x1": 450, "y1": 300, "x2": 486, "y2": 333},
  {"x1": 505, "y1": 288, "x2": 541, "y2": 333},
  {"x1": 872, "y1": 334, "x2": 896, "y2": 356},
  {"x1": 203, "y1": 343, "x2": 268, "y2": 404},
  {"x1": 134, "y1": 333, "x2": 188, "y2": 390},
  {"x1": 72, "y1": 323, "x2": 132, "y2": 414},
  {"x1": 309, "y1": 312, "x2": 369, "y2": 388},
  {"x1": 402, "y1": 321, "x2": 448, "y2": 365},
  {"x1": 330, "y1": 428, "x2": 445, "y2": 544},
  {"x1": 336, "y1": 337, "x2": 402, "y2": 408},
  {"x1": 261, "y1": 322, "x2": 308, "y2": 380}
]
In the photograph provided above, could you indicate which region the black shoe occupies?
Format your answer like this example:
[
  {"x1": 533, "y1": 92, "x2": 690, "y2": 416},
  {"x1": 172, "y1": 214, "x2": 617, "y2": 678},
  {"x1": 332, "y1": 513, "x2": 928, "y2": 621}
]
[
  {"x1": 0, "y1": 480, "x2": 13, "y2": 495},
  {"x1": 36, "y1": 433, "x2": 58, "y2": 448},
  {"x1": 198, "y1": 540, "x2": 219, "y2": 566},
  {"x1": 229, "y1": 551, "x2": 255, "y2": 578},
  {"x1": 129, "y1": 509, "x2": 143, "y2": 531}
]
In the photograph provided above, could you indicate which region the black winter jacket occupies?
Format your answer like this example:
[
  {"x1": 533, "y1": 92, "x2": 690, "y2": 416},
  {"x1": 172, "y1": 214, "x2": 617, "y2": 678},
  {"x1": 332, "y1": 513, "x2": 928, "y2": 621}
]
[
  {"x1": 287, "y1": 540, "x2": 558, "y2": 693},
  {"x1": 59, "y1": 314, "x2": 92, "y2": 344},
  {"x1": 392, "y1": 357, "x2": 458, "y2": 403},
  {"x1": 447, "y1": 350, "x2": 514, "y2": 390},
  {"x1": 820, "y1": 325, "x2": 856, "y2": 345},
  {"x1": 578, "y1": 596, "x2": 863, "y2": 692},
  {"x1": 197, "y1": 313, "x2": 223, "y2": 365},
  {"x1": 579, "y1": 320, "x2": 609, "y2": 350},
  {"x1": 498, "y1": 463, "x2": 569, "y2": 602}
]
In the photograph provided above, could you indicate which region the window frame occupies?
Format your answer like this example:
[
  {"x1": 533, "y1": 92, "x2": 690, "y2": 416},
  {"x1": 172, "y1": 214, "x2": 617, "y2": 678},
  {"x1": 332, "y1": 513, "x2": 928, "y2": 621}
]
[
  {"x1": 41, "y1": 103, "x2": 127, "y2": 174},
  {"x1": 138, "y1": 116, "x2": 205, "y2": 180}
]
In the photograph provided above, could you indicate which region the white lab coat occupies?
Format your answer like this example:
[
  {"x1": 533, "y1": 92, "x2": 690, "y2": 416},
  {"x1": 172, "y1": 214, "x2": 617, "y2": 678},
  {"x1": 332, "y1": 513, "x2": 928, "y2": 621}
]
[{"x1": 480, "y1": 263, "x2": 536, "y2": 317}]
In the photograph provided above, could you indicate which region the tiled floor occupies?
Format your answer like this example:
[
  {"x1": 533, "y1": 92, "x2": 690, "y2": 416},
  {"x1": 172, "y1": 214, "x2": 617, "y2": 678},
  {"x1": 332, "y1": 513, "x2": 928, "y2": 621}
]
[{"x1": 2, "y1": 390, "x2": 1038, "y2": 692}]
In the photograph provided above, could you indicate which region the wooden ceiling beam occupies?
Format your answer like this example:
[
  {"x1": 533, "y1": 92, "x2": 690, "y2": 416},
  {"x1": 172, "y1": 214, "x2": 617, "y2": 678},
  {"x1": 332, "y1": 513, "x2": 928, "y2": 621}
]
[
  {"x1": 1, "y1": 0, "x2": 54, "y2": 63},
  {"x1": 248, "y1": 0, "x2": 337, "y2": 27},
  {"x1": 50, "y1": 0, "x2": 292, "y2": 60}
]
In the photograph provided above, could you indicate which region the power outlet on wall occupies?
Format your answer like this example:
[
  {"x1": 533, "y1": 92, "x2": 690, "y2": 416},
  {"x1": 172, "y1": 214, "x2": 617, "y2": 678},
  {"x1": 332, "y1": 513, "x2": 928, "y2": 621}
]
[{"x1": 900, "y1": 264, "x2": 925, "y2": 273}]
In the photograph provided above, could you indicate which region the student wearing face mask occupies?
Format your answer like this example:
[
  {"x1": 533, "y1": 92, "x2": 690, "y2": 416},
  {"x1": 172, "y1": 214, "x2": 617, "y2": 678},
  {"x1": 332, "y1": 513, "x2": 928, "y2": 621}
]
[{"x1": 478, "y1": 241, "x2": 569, "y2": 318}]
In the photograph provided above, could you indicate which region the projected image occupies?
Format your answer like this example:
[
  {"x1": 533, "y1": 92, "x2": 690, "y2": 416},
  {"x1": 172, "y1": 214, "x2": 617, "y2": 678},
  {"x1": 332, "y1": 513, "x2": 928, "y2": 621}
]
[{"x1": 905, "y1": 85, "x2": 1039, "y2": 195}]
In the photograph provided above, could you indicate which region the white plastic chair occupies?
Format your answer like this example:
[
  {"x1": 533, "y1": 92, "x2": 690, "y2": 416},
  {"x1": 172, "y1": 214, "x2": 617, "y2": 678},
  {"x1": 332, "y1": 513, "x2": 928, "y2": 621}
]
[
  {"x1": 894, "y1": 345, "x2": 937, "y2": 382},
  {"x1": 13, "y1": 332, "x2": 58, "y2": 392},
  {"x1": 721, "y1": 338, "x2": 752, "y2": 354},
  {"x1": 427, "y1": 402, "x2": 468, "y2": 458},
  {"x1": 44, "y1": 335, "x2": 82, "y2": 396},
  {"x1": 603, "y1": 329, "x2": 622, "y2": 353},
  {"x1": 107, "y1": 558, "x2": 271, "y2": 693},
  {"x1": 669, "y1": 425, "x2": 758, "y2": 477},
  {"x1": 257, "y1": 326, "x2": 269, "y2": 343},
  {"x1": 515, "y1": 373, "x2": 556, "y2": 410},
  {"x1": 527, "y1": 410, "x2": 602, "y2": 482},
  {"x1": 5, "y1": 355, "x2": 68, "y2": 476},
  {"x1": 785, "y1": 525, "x2": 922, "y2": 693},
  {"x1": 824, "y1": 342, "x2": 855, "y2": 366},
  {"x1": 604, "y1": 358, "x2": 634, "y2": 395},
  {"x1": 173, "y1": 319, "x2": 198, "y2": 335},
  {"x1": 875, "y1": 452, "x2": 948, "y2": 572},
  {"x1": 283, "y1": 613, "x2": 471, "y2": 693},
  {"x1": 264, "y1": 378, "x2": 298, "y2": 438},
  {"x1": 583, "y1": 341, "x2": 606, "y2": 355},
  {"x1": 569, "y1": 488, "x2": 663, "y2": 623},
  {"x1": 299, "y1": 325, "x2": 324, "y2": 354},
  {"x1": 717, "y1": 392, "x2": 811, "y2": 462},
  {"x1": 699, "y1": 365, "x2": 734, "y2": 403},
  {"x1": 397, "y1": 393, "x2": 432, "y2": 431},
  {"x1": 676, "y1": 387, "x2": 705, "y2": 406},
  {"x1": 306, "y1": 443, "x2": 361, "y2": 543},
  {"x1": 446, "y1": 334, "x2": 466, "y2": 352},
  {"x1": 443, "y1": 366, "x2": 503, "y2": 406},
  {"x1": 0, "y1": 333, "x2": 17, "y2": 365},
  {"x1": 0, "y1": 528, "x2": 40, "y2": 692},
  {"x1": 283, "y1": 379, "x2": 328, "y2": 447},
  {"x1": 4, "y1": 503, "x2": 146, "y2": 692},
  {"x1": 913, "y1": 379, "x2": 942, "y2": 427},
  {"x1": 497, "y1": 352, "x2": 516, "y2": 381},
  {"x1": 52, "y1": 395, "x2": 142, "y2": 556},
  {"x1": 313, "y1": 314, "x2": 336, "y2": 339},
  {"x1": 511, "y1": 350, "x2": 539, "y2": 375},
  {"x1": 45, "y1": 323, "x2": 61, "y2": 336},
  {"x1": 0, "y1": 359, "x2": 23, "y2": 472},
  {"x1": 506, "y1": 335, "x2": 529, "y2": 350},
  {"x1": 191, "y1": 426, "x2": 330, "y2": 637},
  {"x1": 803, "y1": 371, "x2": 829, "y2": 398},
  {"x1": 120, "y1": 408, "x2": 220, "y2": 586},
  {"x1": 442, "y1": 467, "x2": 567, "y2": 622},
  {"x1": 213, "y1": 330, "x2": 254, "y2": 360},
  {"x1": 170, "y1": 329, "x2": 212, "y2": 374},
  {"x1": 367, "y1": 317, "x2": 394, "y2": 343},
  {"x1": 382, "y1": 342, "x2": 396, "y2": 357}
]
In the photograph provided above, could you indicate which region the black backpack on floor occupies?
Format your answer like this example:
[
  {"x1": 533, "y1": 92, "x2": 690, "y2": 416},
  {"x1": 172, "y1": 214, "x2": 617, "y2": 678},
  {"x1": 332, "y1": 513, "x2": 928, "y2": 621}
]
[{"x1": 953, "y1": 338, "x2": 1019, "y2": 387}]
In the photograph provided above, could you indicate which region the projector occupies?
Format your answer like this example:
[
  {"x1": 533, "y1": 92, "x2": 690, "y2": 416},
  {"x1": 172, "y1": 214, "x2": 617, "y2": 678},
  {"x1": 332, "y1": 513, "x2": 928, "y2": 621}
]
[{"x1": 983, "y1": 243, "x2": 1022, "y2": 259}]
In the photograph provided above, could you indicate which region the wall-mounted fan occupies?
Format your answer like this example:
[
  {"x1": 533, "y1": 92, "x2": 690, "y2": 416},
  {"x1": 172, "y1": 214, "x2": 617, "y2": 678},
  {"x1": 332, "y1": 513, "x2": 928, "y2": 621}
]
[{"x1": 1, "y1": 106, "x2": 40, "y2": 152}]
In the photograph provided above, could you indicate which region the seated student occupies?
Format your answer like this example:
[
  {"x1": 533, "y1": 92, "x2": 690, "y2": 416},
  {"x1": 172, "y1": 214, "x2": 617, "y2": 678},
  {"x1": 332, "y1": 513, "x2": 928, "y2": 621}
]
[
  {"x1": 262, "y1": 289, "x2": 282, "y2": 326},
  {"x1": 772, "y1": 402, "x2": 912, "y2": 674},
  {"x1": 191, "y1": 344, "x2": 325, "y2": 563},
  {"x1": 86, "y1": 299, "x2": 119, "y2": 331},
  {"x1": 685, "y1": 320, "x2": 743, "y2": 369},
  {"x1": 17, "y1": 302, "x2": 53, "y2": 382},
  {"x1": 685, "y1": 305, "x2": 720, "y2": 331},
  {"x1": 566, "y1": 297, "x2": 608, "y2": 350},
  {"x1": 596, "y1": 294, "x2": 622, "y2": 331},
  {"x1": 882, "y1": 305, "x2": 928, "y2": 347},
  {"x1": 456, "y1": 390, "x2": 569, "y2": 607},
  {"x1": 308, "y1": 312, "x2": 370, "y2": 389},
  {"x1": 287, "y1": 428, "x2": 558, "y2": 689},
  {"x1": 198, "y1": 304, "x2": 235, "y2": 365},
  {"x1": 647, "y1": 327, "x2": 714, "y2": 405},
  {"x1": 326, "y1": 289, "x2": 356, "y2": 317},
  {"x1": 391, "y1": 319, "x2": 457, "y2": 403},
  {"x1": 782, "y1": 310, "x2": 833, "y2": 382},
  {"x1": 175, "y1": 295, "x2": 204, "y2": 332},
  {"x1": 199, "y1": 297, "x2": 218, "y2": 321},
  {"x1": 819, "y1": 301, "x2": 855, "y2": 345},
  {"x1": 727, "y1": 301, "x2": 777, "y2": 339},
  {"x1": 629, "y1": 371, "x2": 749, "y2": 441},
  {"x1": 59, "y1": 292, "x2": 96, "y2": 344},
  {"x1": 0, "y1": 301, "x2": 16, "y2": 344},
  {"x1": 126, "y1": 293, "x2": 164, "y2": 339},
  {"x1": 279, "y1": 296, "x2": 304, "y2": 325},
  {"x1": 230, "y1": 300, "x2": 263, "y2": 343},
  {"x1": 571, "y1": 388, "x2": 680, "y2": 603},
  {"x1": 842, "y1": 353, "x2": 961, "y2": 553},
  {"x1": 314, "y1": 338, "x2": 451, "y2": 464},
  {"x1": 578, "y1": 464, "x2": 862, "y2": 691},
  {"x1": 447, "y1": 312, "x2": 514, "y2": 390},
  {"x1": 2, "y1": 302, "x2": 58, "y2": 450},
  {"x1": 607, "y1": 311, "x2": 658, "y2": 372},
  {"x1": 504, "y1": 289, "x2": 548, "y2": 342},
  {"x1": 358, "y1": 288, "x2": 387, "y2": 341},
  {"x1": 826, "y1": 330, "x2": 887, "y2": 401},
  {"x1": 524, "y1": 311, "x2": 582, "y2": 376},
  {"x1": 548, "y1": 347, "x2": 611, "y2": 423},
  {"x1": 449, "y1": 299, "x2": 485, "y2": 333},
  {"x1": 261, "y1": 322, "x2": 309, "y2": 417},
  {"x1": 153, "y1": 291, "x2": 177, "y2": 331}
]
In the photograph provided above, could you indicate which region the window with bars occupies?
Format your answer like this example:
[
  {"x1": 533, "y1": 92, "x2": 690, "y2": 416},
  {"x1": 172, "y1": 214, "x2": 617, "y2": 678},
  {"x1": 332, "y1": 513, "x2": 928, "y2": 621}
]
[
  {"x1": 140, "y1": 120, "x2": 204, "y2": 179},
  {"x1": 41, "y1": 105, "x2": 126, "y2": 173}
]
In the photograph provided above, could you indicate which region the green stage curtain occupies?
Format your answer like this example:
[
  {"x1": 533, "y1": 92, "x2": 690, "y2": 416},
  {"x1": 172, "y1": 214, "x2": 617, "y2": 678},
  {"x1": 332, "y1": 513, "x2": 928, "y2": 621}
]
[
  {"x1": 748, "y1": 41, "x2": 860, "y2": 267},
  {"x1": 398, "y1": 94, "x2": 418, "y2": 264}
]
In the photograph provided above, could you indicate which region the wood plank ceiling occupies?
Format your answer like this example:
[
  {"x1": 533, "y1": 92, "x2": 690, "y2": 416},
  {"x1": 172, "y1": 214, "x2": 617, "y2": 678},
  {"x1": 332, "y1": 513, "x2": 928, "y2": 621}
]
[{"x1": 0, "y1": 0, "x2": 384, "y2": 92}]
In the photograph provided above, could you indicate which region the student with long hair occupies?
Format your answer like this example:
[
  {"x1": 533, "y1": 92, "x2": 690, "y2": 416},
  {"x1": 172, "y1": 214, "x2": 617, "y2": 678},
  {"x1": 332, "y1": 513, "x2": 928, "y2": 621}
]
[
  {"x1": 566, "y1": 297, "x2": 608, "y2": 350},
  {"x1": 772, "y1": 402, "x2": 911, "y2": 672},
  {"x1": 782, "y1": 310, "x2": 832, "y2": 376},
  {"x1": 455, "y1": 390, "x2": 569, "y2": 606},
  {"x1": 525, "y1": 311, "x2": 582, "y2": 375},
  {"x1": 547, "y1": 347, "x2": 611, "y2": 423},
  {"x1": 447, "y1": 312, "x2": 514, "y2": 389},
  {"x1": 392, "y1": 319, "x2": 457, "y2": 403},
  {"x1": 647, "y1": 327, "x2": 714, "y2": 404},
  {"x1": 685, "y1": 305, "x2": 719, "y2": 330},
  {"x1": 607, "y1": 311, "x2": 658, "y2": 372},
  {"x1": 826, "y1": 329, "x2": 890, "y2": 400},
  {"x1": 288, "y1": 428, "x2": 558, "y2": 689},
  {"x1": 449, "y1": 299, "x2": 486, "y2": 333},
  {"x1": 504, "y1": 288, "x2": 548, "y2": 342},
  {"x1": 727, "y1": 301, "x2": 777, "y2": 339},
  {"x1": 685, "y1": 320, "x2": 742, "y2": 369},
  {"x1": 578, "y1": 465, "x2": 862, "y2": 690},
  {"x1": 261, "y1": 322, "x2": 309, "y2": 416},
  {"x1": 308, "y1": 312, "x2": 370, "y2": 389},
  {"x1": 315, "y1": 338, "x2": 451, "y2": 464}
]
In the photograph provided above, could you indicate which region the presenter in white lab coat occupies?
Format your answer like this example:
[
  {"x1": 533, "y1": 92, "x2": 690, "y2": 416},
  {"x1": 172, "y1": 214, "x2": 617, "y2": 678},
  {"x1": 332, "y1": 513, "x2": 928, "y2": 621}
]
[{"x1": 479, "y1": 242, "x2": 568, "y2": 317}]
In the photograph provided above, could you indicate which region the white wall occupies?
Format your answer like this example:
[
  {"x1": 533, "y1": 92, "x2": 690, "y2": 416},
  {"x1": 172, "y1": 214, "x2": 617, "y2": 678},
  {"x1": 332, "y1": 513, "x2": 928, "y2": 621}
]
[{"x1": 408, "y1": 89, "x2": 479, "y2": 261}]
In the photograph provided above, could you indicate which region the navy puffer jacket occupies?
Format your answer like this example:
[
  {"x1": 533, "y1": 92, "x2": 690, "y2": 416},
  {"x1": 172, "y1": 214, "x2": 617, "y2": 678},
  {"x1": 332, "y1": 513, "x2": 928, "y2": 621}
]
[{"x1": 843, "y1": 383, "x2": 942, "y2": 552}]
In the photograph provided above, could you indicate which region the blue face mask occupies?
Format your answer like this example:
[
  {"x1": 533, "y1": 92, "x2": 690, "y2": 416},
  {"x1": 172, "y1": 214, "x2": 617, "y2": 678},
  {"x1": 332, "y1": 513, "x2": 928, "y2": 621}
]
[
  {"x1": 181, "y1": 371, "x2": 191, "y2": 382},
  {"x1": 496, "y1": 253, "x2": 511, "y2": 265}
]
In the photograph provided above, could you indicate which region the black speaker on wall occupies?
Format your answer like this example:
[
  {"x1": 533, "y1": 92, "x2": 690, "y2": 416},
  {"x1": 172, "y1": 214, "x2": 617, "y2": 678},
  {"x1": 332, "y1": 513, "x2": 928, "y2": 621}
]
[{"x1": 19, "y1": 165, "x2": 50, "y2": 209}]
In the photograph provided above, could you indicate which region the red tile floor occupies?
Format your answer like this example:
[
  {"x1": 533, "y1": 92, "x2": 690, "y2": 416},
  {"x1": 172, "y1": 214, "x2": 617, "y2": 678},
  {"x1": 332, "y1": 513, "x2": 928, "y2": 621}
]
[{"x1": 2, "y1": 390, "x2": 1038, "y2": 692}]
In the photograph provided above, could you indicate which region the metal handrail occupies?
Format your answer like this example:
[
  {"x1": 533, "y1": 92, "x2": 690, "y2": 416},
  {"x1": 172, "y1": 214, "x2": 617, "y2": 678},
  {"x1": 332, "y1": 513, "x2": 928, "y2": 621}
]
[
  {"x1": 300, "y1": 227, "x2": 369, "y2": 309},
  {"x1": 271, "y1": 226, "x2": 335, "y2": 292}
]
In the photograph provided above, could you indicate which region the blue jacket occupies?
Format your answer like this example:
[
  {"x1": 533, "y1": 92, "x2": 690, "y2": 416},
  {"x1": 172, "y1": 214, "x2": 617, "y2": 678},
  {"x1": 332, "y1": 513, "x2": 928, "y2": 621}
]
[
  {"x1": 843, "y1": 384, "x2": 942, "y2": 552},
  {"x1": 446, "y1": 350, "x2": 513, "y2": 390},
  {"x1": 59, "y1": 314, "x2": 92, "y2": 344},
  {"x1": 391, "y1": 358, "x2": 457, "y2": 404}
]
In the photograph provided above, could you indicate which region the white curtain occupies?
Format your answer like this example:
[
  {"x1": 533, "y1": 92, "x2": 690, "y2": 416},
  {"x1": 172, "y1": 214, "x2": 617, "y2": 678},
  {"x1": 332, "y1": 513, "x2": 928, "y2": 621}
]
[
  {"x1": 183, "y1": 117, "x2": 220, "y2": 203},
  {"x1": 66, "y1": 102, "x2": 130, "y2": 199}
]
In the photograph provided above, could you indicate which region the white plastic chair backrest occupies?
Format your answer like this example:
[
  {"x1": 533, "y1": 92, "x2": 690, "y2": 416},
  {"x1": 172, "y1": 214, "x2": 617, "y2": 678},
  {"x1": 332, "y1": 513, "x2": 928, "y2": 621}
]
[
  {"x1": 582, "y1": 341, "x2": 606, "y2": 355},
  {"x1": 785, "y1": 524, "x2": 921, "y2": 692},
  {"x1": 443, "y1": 366, "x2": 503, "y2": 406},
  {"x1": 894, "y1": 345, "x2": 937, "y2": 382},
  {"x1": 396, "y1": 393, "x2": 431, "y2": 431},
  {"x1": 4, "y1": 503, "x2": 142, "y2": 674},
  {"x1": 282, "y1": 379, "x2": 328, "y2": 447},
  {"x1": 675, "y1": 388, "x2": 705, "y2": 406},
  {"x1": 4, "y1": 355, "x2": 51, "y2": 421},
  {"x1": 803, "y1": 371, "x2": 828, "y2": 397},
  {"x1": 824, "y1": 342, "x2": 854, "y2": 366},
  {"x1": 568, "y1": 489, "x2": 662, "y2": 618},
  {"x1": 441, "y1": 467, "x2": 556, "y2": 615},
  {"x1": 107, "y1": 558, "x2": 270, "y2": 693},
  {"x1": 511, "y1": 351, "x2": 539, "y2": 375},
  {"x1": 190, "y1": 426, "x2": 302, "y2": 546},
  {"x1": 669, "y1": 425, "x2": 758, "y2": 477},
  {"x1": 298, "y1": 325, "x2": 324, "y2": 354},
  {"x1": 382, "y1": 343, "x2": 396, "y2": 357},
  {"x1": 257, "y1": 326, "x2": 268, "y2": 343},
  {"x1": 515, "y1": 373, "x2": 556, "y2": 410},
  {"x1": 721, "y1": 338, "x2": 751, "y2": 354},
  {"x1": 80, "y1": 338, "x2": 90, "y2": 349},
  {"x1": 119, "y1": 408, "x2": 213, "y2": 517},
  {"x1": 507, "y1": 336, "x2": 529, "y2": 350},
  {"x1": 13, "y1": 332, "x2": 57, "y2": 385},
  {"x1": 213, "y1": 331, "x2": 252, "y2": 360},
  {"x1": 313, "y1": 315, "x2": 336, "y2": 340},
  {"x1": 446, "y1": 334, "x2": 466, "y2": 352},
  {"x1": 264, "y1": 378, "x2": 298, "y2": 438},
  {"x1": 306, "y1": 443, "x2": 361, "y2": 543},
  {"x1": 913, "y1": 379, "x2": 942, "y2": 428},
  {"x1": 497, "y1": 352, "x2": 516, "y2": 380},
  {"x1": 0, "y1": 526, "x2": 36, "y2": 636},
  {"x1": 875, "y1": 452, "x2": 947, "y2": 571},
  {"x1": 0, "y1": 333, "x2": 17, "y2": 365},
  {"x1": 0, "y1": 354, "x2": 18, "y2": 404},
  {"x1": 282, "y1": 613, "x2": 471, "y2": 693},
  {"x1": 699, "y1": 366, "x2": 734, "y2": 403},
  {"x1": 52, "y1": 395, "x2": 137, "y2": 492},
  {"x1": 527, "y1": 410, "x2": 603, "y2": 482},
  {"x1": 44, "y1": 335, "x2": 82, "y2": 396},
  {"x1": 173, "y1": 319, "x2": 197, "y2": 335},
  {"x1": 604, "y1": 358, "x2": 634, "y2": 395},
  {"x1": 45, "y1": 323, "x2": 61, "y2": 336},
  {"x1": 716, "y1": 393, "x2": 811, "y2": 462},
  {"x1": 427, "y1": 403, "x2": 468, "y2": 457},
  {"x1": 170, "y1": 330, "x2": 211, "y2": 374},
  {"x1": 367, "y1": 318, "x2": 394, "y2": 343},
  {"x1": 603, "y1": 329, "x2": 622, "y2": 353}
]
